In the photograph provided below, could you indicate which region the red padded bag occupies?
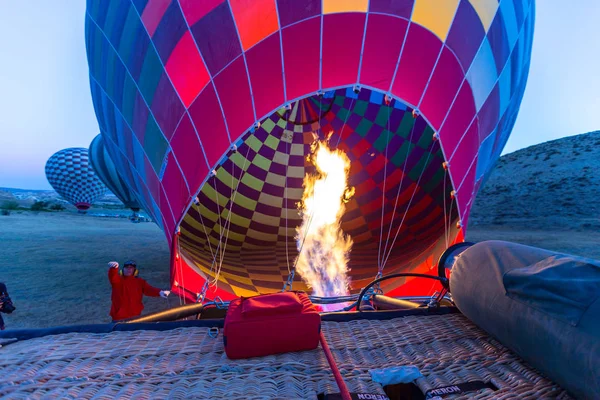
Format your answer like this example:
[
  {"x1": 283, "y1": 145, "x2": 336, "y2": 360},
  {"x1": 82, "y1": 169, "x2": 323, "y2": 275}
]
[{"x1": 223, "y1": 291, "x2": 321, "y2": 359}]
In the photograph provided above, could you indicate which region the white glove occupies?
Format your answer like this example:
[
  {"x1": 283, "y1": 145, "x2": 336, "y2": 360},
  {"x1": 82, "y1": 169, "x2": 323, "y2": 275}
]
[
  {"x1": 108, "y1": 261, "x2": 119, "y2": 269},
  {"x1": 160, "y1": 290, "x2": 171, "y2": 298}
]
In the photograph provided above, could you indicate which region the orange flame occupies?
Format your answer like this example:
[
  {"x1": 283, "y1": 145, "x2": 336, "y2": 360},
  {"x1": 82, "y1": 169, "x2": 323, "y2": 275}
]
[{"x1": 295, "y1": 140, "x2": 354, "y2": 301}]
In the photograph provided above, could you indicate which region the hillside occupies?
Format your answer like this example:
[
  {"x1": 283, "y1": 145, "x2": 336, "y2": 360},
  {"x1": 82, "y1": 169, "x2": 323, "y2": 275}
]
[
  {"x1": 469, "y1": 130, "x2": 600, "y2": 230},
  {"x1": 0, "y1": 190, "x2": 16, "y2": 202},
  {"x1": 466, "y1": 130, "x2": 600, "y2": 260},
  {"x1": 0, "y1": 187, "x2": 123, "y2": 208}
]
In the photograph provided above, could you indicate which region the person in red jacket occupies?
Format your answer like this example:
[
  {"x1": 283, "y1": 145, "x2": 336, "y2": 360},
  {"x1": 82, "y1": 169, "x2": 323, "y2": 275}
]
[{"x1": 108, "y1": 260, "x2": 170, "y2": 321}]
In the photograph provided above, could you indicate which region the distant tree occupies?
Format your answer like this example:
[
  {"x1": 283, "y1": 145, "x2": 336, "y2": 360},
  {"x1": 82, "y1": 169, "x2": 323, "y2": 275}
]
[
  {"x1": 49, "y1": 203, "x2": 66, "y2": 211},
  {"x1": 31, "y1": 201, "x2": 49, "y2": 211},
  {"x1": 0, "y1": 201, "x2": 19, "y2": 210}
]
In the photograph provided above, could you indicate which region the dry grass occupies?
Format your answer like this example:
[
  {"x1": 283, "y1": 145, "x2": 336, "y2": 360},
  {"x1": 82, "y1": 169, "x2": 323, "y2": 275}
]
[
  {"x1": 467, "y1": 223, "x2": 600, "y2": 260},
  {"x1": 0, "y1": 212, "x2": 171, "y2": 330}
]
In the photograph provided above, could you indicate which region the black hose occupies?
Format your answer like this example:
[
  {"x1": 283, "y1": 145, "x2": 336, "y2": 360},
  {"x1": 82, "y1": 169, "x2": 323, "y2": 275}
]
[
  {"x1": 437, "y1": 242, "x2": 475, "y2": 279},
  {"x1": 356, "y1": 273, "x2": 449, "y2": 312}
]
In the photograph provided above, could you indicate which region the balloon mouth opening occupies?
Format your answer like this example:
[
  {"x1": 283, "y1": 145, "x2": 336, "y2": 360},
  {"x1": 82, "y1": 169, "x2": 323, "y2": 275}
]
[
  {"x1": 75, "y1": 203, "x2": 91, "y2": 211},
  {"x1": 173, "y1": 86, "x2": 460, "y2": 300}
]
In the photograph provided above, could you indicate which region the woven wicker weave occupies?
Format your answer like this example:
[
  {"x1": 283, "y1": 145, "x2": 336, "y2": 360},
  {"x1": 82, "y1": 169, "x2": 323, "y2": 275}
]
[{"x1": 0, "y1": 313, "x2": 571, "y2": 399}]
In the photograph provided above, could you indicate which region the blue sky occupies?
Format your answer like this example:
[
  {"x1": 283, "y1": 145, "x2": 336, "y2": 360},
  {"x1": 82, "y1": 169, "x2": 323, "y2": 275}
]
[{"x1": 1, "y1": 1, "x2": 598, "y2": 190}]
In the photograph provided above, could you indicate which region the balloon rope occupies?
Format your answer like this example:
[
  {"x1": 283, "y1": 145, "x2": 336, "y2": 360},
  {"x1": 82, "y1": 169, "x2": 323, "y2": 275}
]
[
  {"x1": 443, "y1": 168, "x2": 449, "y2": 249},
  {"x1": 284, "y1": 108, "x2": 291, "y2": 272},
  {"x1": 210, "y1": 158, "x2": 235, "y2": 285},
  {"x1": 204, "y1": 152, "x2": 239, "y2": 285},
  {"x1": 213, "y1": 144, "x2": 252, "y2": 285},
  {"x1": 194, "y1": 142, "x2": 250, "y2": 294},
  {"x1": 175, "y1": 238, "x2": 184, "y2": 306},
  {"x1": 195, "y1": 207, "x2": 216, "y2": 268},
  {"x1": 196, "y1": 181, "x2": 223, "y2": 290},
  {"x1": 213, "y1": 152, "x2": 239, "y2": 283},
  {"x1": 334, "y1": 94, "x2": 357, "y2": 148},
  {"x1": 446, "y1": 191, "x2": 455, "y2": 247},
  {"x1": 207, "y1": 172, "x2": 225, "y2": 274},
  {"x1": 377, "y1": 102, "x2": 392, "y2": 276},
  {"x1": 382, "y1": 140, "x2": 436, "y2": 268},
  {"x1": 381, "y1": 112, "x2": 419, "y2": 266},
  {"x1": 191, "y1": 200, "x2": 223, "y2": 301}
]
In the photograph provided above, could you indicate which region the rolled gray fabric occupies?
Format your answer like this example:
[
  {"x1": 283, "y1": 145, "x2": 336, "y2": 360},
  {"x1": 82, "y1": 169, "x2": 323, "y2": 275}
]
[{"x1": 450, "y1": 240, "x2": 600, "y2": 400}]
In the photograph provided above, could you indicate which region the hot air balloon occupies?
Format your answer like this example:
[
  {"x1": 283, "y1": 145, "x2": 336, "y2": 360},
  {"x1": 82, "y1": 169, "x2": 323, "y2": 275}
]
[
  {"x1": 89, "y1": 134, "x2": 144, "y2": 219},
  {"x1": 85, "y1": 0, "x2": 534, "y2": 301},
  {"x1": 45, "y1": 148, "x2": 107, "y2": 212}
]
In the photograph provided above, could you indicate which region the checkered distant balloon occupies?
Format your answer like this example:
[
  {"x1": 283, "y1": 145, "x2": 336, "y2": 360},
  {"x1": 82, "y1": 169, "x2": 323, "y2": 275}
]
[{"x1": 45, "y1": 148, "x2": 107, "y2": 211}]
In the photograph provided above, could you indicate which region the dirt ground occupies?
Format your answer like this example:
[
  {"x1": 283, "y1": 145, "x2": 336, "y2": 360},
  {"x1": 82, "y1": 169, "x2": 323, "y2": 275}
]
[
  {"x1": 467, "y1": 221, "x2": 600, "y2": 260},
  {"x1": 0, "y1": 212, "x2": 171, "y2": 330},
  {"x1": 1, "y1": 211, "x2": 599, "y2": 330}
]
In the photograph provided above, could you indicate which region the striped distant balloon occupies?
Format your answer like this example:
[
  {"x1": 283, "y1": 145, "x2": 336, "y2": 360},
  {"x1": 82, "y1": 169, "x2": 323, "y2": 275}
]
[
  {"x1": 89, "y1": 134, "x2": 142, "y2": 212},
  {"x1": 45, "y1": 148, "x2": 107, "y2": 212}
]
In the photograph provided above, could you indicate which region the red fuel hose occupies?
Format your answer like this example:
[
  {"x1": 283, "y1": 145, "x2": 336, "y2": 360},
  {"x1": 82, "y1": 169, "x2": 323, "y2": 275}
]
[{"x1": 320, "y1": 331, "x2": 352, "y2": 400}]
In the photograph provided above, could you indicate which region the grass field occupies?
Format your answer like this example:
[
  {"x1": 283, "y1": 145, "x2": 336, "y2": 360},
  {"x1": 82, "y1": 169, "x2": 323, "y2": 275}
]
[
  {"x1": 2, "y1": 211, "x2": 599, "y2": 330},
  {"x1": 0, "y1": 211, "x2": 171, "y2": 330}
]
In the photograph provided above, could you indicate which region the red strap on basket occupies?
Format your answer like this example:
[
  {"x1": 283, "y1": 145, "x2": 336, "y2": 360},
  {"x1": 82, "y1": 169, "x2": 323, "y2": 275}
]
[{"x1": 320, "y1": 331, "x2": 352, "y2": 400}]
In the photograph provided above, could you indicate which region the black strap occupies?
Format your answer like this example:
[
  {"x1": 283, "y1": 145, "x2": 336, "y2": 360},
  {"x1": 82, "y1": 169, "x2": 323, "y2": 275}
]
[{"x1": 425, "y1": 381, "x2": 497, "y2": 399}]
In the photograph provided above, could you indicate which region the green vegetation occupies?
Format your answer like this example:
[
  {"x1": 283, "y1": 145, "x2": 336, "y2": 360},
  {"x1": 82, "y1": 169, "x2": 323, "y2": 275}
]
[
  {"x1": 30, "y1": 201, "x2": 50, "y2": 211},
  {"x1": 30, "y1": 201, "x2": 67, "y2": 212},
  {"x1": 1, "y1": 200, "x2": 19, "y2": 210}
]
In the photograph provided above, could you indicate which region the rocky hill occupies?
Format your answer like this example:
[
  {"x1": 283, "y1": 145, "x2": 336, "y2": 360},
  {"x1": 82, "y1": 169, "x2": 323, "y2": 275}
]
[
  {"x1": 0, "y1": 187, "x2": 123, "y2": 208},
  {"x1": 470, "y1": 130, "x2": 600, "y2": 230},
  {"x1": 0, "y1": 190, "x2": 16, "y2": 202}
]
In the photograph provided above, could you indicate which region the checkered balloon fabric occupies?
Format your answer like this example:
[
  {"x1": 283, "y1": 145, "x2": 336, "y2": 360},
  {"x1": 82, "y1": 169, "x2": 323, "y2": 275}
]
[{"x1": 178, "y1": 88, "x2": 457, "y2": 297}]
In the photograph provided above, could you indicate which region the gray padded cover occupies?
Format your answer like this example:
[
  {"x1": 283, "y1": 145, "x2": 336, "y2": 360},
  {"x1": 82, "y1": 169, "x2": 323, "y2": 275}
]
[{"x1": 450, "y1": 240, "x2": 600, "y2": 399}]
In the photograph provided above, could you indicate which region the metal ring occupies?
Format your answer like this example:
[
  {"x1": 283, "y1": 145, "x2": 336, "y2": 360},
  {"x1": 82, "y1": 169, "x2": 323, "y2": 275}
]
[{"x1": 208, "y1": 327, "x2": 219, "y2": 339}]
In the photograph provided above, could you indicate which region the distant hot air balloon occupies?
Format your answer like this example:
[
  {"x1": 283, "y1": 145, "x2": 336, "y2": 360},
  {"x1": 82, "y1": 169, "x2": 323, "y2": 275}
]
[
  {"x1": 89, "y1": 134, "x2": 143, "y2": 217},
  {"x1": 45, "y1": 148, "x2": 107, "y2": 212},
  {"x1": 86, "y1": 0, "x2": 535, "y2": 301}
]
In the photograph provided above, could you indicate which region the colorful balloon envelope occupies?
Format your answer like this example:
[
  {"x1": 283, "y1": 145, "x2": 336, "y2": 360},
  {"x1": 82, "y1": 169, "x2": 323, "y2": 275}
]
[
  {"x1": 86, "y1": 0, "x2": 535, "y2": 300},
  {"x1": 45, "y1": 148, "x2": 107, "y2": 211},
  {"x1": 89, "y1": 134, "x2": 143, "y2": 212}
]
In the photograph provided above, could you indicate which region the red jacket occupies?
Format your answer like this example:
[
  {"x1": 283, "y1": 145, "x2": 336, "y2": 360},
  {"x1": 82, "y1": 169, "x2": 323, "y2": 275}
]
[{"x1": 109, "y1": 267, "x2": 161, "y2": 321}]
